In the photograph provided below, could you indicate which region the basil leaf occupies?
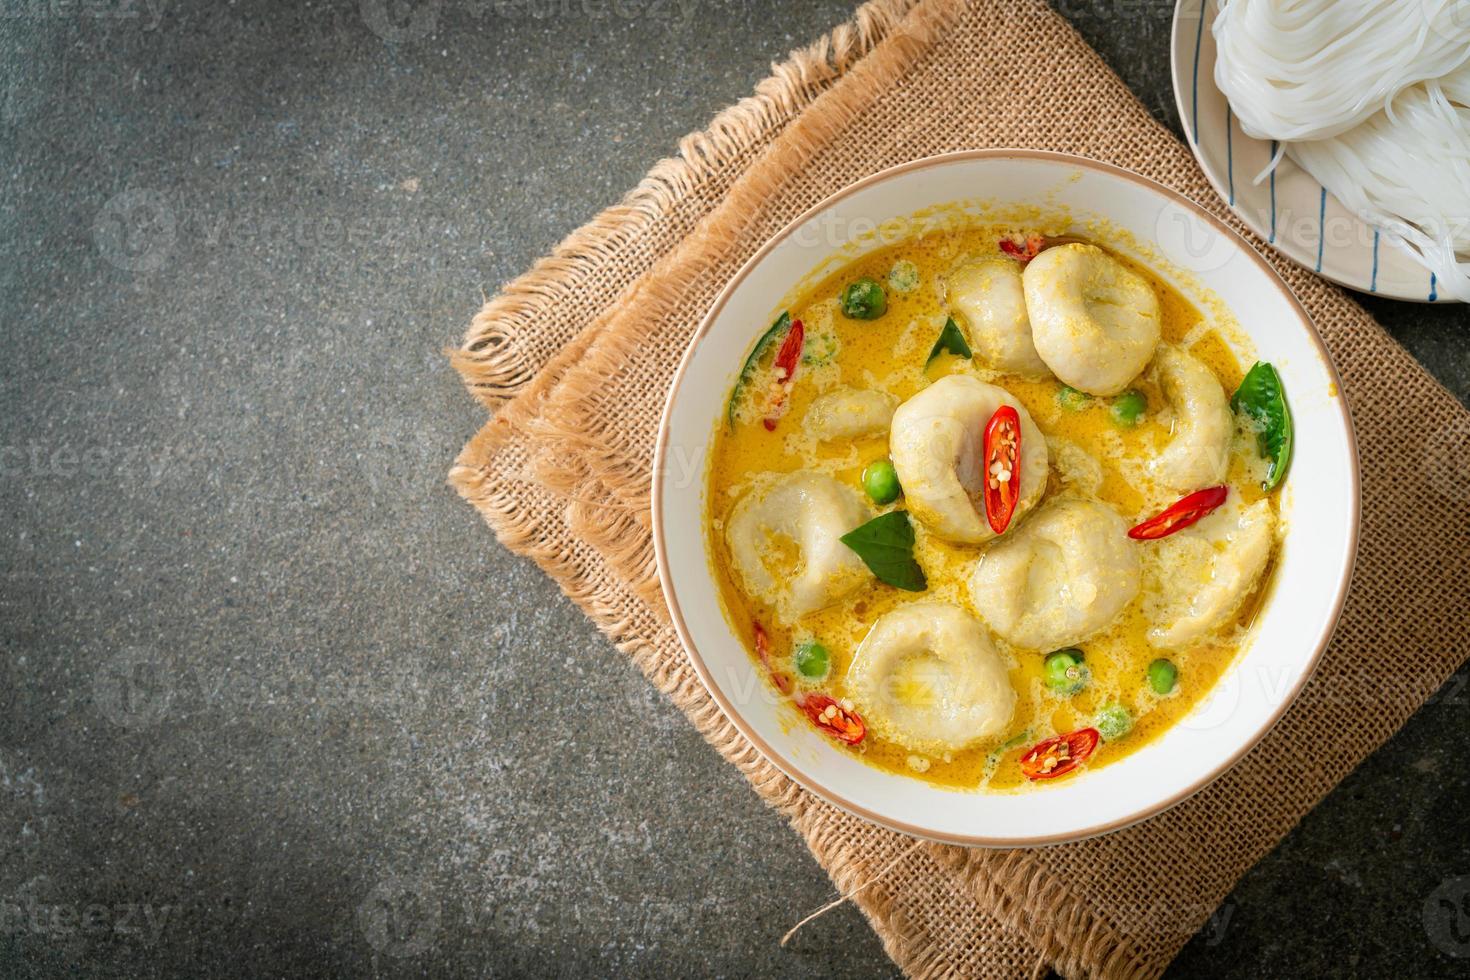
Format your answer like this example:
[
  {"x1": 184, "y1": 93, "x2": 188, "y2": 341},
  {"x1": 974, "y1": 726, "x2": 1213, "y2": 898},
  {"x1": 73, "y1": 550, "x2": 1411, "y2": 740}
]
[
  {"x1": 839, "y1": 511, "x2": 928, "y2": 592},
  {"x1": 1230, "y1": 361, "x2": 1293, "y2": 491},
  {"x1": 926, "y1": 317, "x2": 972, "y2": 366},
  {"x1": 726, "y1": 312, "x2": 791, "y2": 428}
]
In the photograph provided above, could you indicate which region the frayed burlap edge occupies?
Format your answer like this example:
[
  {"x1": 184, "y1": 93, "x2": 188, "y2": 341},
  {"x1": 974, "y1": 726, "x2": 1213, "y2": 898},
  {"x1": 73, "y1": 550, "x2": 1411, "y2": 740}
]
[{"x1": 450, "y1": 0, "x2": 934, "y2": 409}]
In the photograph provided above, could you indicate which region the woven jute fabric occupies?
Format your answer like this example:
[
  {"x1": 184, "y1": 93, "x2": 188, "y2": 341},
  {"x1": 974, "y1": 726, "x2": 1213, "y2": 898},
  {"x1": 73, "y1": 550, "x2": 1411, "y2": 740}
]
[{"x1": 449, "y1": 0, "x2": 1470, "y2": 975}]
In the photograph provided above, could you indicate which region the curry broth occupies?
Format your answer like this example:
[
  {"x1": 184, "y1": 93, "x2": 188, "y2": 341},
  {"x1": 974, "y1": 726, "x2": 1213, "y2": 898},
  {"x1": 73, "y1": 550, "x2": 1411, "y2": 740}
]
[{"x1": 706, "y1": 225, "x2": 1278, "y2": 791}]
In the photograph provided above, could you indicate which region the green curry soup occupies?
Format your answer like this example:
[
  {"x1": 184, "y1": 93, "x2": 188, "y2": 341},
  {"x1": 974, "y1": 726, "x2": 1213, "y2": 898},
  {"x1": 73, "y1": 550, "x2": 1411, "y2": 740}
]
[{"x1": 706, "y1": 223, "x2": 1284, "y2": 791}]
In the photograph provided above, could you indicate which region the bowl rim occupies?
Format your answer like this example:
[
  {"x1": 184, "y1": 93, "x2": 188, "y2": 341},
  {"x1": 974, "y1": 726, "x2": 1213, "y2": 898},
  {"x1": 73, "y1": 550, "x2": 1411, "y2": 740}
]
[{"x1": 651, "y1": 148, "x2": 1361, "y2": 847}]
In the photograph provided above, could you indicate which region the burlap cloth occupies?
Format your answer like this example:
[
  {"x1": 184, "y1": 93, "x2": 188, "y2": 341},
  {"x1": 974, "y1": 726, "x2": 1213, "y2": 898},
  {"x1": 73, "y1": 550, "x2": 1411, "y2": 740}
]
[{"x1": 448, "y1": 0, "x2": 1470, "y2": 975}]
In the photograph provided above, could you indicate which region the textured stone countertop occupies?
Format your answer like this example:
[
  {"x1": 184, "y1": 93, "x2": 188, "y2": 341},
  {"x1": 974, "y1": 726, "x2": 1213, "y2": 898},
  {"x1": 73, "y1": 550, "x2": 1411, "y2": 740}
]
[{"x1": 2, "y1": 1, "x2": 1468, "y2": 977}]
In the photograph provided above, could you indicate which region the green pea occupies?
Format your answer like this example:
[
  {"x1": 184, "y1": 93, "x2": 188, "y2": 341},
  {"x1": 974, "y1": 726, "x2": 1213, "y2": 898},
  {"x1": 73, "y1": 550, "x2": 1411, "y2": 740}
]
[
  {"x1": 793, "y1": 641, "x2": 831, "y2": 681},
  {"x1": 862, "y1": 459, "x2": 902, "y2": 505},
  {"x1": 1111, "y1": 389, "x2": 1148, "y2": 427},
  {"x1": 1043, "y1": 648, "x2": 1089, "y2": 695},
  {"x1": 1148, "y1": 658, "x2": 1178, "y2": 695},
  {"x1": 1095, "y1": 703, "x2": 1133, "y2": 741},
  {"x1": 1057, "y1": 385, "x2": 1092, "y2": 411},
  {"x1": 840, "y1": 277, "x2": 888, "y2": 320},
  {"x1": 888, "y1": 260, "x2": 920, "y2": 293}
]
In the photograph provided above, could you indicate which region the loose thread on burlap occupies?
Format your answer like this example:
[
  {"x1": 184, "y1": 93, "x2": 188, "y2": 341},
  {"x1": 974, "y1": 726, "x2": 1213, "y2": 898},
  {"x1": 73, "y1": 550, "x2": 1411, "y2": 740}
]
[{"x1": 779, "y1": 838, "x2": 925, "y2": 946}]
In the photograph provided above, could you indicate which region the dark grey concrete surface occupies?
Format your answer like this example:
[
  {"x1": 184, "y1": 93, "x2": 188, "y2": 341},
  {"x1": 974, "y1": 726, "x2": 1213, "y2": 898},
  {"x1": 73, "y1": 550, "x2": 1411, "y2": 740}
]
[{"x1": 1, "y1": 1, "x2": 1467, "y2": 977}]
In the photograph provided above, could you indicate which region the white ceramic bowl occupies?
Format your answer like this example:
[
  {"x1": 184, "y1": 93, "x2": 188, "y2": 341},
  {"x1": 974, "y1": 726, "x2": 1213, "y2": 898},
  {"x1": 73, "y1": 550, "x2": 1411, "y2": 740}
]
[{"x1": 653, "y1": 150, "x2": 1359, "y2": 846}]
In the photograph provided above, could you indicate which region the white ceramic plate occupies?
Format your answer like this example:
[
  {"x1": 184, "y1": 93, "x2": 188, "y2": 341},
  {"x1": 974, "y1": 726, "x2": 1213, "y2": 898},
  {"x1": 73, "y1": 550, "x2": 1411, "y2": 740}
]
[
  {"x1": 1170, "y1": 0, "x2": 1453, "y2": 303},
  {"x1": 653, "y1": 150, "x2": 1360, "y2": 847}
]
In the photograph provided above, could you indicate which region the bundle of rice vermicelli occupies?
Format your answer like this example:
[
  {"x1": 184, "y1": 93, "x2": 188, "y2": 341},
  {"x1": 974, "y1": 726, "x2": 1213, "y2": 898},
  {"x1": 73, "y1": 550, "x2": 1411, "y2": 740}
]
[
  {"x1": 1288, "y1": 69, "x2": 1470, "y2": 301},
  {"x1": 1213, "y1": 0, "x2": 1470, "y2": 300}
]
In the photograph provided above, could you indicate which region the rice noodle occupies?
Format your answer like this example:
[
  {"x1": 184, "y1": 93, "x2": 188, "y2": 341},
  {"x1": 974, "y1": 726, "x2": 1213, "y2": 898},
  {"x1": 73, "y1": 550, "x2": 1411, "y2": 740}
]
[
  {"x1": 1288, "y1": 70, "x2": 1470, "y2": 301},
  {"x1": 1214, "y1": 0, "x2": 1470, "y2": 300},
  {"x1": 1214, "y1": 0, "x2": 1470, "y2": 142}
]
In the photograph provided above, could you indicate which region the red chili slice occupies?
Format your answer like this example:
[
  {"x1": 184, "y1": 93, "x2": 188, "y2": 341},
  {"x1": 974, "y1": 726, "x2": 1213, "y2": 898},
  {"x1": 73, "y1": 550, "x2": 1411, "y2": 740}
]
[
  {"x1": 753, "y1": 622, "x2": 793, "y2": 695},
  {"x1": 998, "y1": 233, "x2": 1045, "y2": 264},
  {"x1": 1128, "y1": 486, "x2": 1230, "y2": 540},
  {"x1": 983, "y1": 405, "x2": 1021, "y2": 535},
  {"x1": 761, "y1": 319, "x2": 805, "y2": 431},
  {"x1": 1019, "y1": 727, "x2": 1100, "y2": 780},
  {"x1": 799, "y1": 693, "x2": 866, "y2": 745}
]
